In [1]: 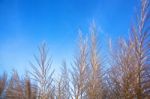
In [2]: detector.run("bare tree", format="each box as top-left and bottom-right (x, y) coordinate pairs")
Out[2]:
(86, 23), (103, 99)
(108, 39), (136, 99)
(23, 74), (37, 99)
(30, 43), (54, 99)
(5, 71), (37, 99)
(56, 61), (70, 99)
(71, 31), (88, 99)
(6, 70), (24, 99)
(108, 0), (150, 98)
(0, 72), (7, 98)
(130, 0), (150, 98)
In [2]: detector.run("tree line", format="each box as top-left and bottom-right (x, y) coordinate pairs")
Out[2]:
(0, 0), (150, 99)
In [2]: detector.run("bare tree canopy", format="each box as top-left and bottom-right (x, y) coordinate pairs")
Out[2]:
(0, 0), (149, 99)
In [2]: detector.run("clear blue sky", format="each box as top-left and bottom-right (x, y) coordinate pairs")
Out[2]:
(0, 0), (137, 75)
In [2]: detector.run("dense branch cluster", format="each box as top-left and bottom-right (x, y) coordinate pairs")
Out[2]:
(0, 0), (149, 99)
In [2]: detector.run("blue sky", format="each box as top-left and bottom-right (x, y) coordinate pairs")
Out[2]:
(0, 0), (137, 75)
